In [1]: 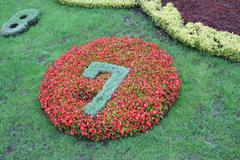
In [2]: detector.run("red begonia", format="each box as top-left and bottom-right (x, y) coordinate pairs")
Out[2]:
(39, 37), (181, 141)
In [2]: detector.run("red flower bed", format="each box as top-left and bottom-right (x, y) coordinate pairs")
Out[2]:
(39, 37), (181, 141)
(162, 0), (240, 35)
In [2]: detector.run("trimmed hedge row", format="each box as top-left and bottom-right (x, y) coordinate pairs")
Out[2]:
(58, 0), (138, 8)
(139, 0), (240, 61)
(57, 0), (240, 61)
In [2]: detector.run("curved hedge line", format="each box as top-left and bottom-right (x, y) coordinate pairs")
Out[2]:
(57, 0), (240, 61)
(139, 0), (240, 61)
(58, 0), (138, 8)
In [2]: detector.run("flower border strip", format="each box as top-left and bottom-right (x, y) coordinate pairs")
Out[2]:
(139, 0), (240, 61)
(82, 62), (130, 116)
(57, 0), (240, 61)
(58, 0), (138, 8)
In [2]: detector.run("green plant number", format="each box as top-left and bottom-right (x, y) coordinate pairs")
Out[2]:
(82, 62), (130, 116)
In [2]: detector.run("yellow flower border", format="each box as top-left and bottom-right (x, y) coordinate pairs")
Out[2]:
(58, 0), (240, 61)
(58, 0), (138, 8)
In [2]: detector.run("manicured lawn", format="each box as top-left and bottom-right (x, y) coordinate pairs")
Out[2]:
(0, 0), (239, 159)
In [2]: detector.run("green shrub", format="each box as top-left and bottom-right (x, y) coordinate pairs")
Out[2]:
(139, 0), (240, 61)
(1, 9), (40, 37)
(58, 0), (138, 8)
(58, 0), (240, 61)
(82, 62), (129, 116)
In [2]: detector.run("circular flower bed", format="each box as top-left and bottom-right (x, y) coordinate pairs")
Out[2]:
(39, 37), (181, 141)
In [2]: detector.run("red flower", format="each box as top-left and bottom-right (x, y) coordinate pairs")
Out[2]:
(39, 37), (181, 141)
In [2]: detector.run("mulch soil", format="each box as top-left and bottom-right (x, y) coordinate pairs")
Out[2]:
(162, 0), (240, 35)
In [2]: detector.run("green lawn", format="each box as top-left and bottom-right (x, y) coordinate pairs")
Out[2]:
(0, 0), (240, 159)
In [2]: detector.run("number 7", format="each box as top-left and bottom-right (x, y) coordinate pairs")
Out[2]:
(82, 62), (130, 116)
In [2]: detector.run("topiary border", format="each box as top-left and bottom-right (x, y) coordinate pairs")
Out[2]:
(57, 0), (240, 61)
(139, 0), (240, 61)
(58, 0), (138, 8)
(1, 9), (40, 37)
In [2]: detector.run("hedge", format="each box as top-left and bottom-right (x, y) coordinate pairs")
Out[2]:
(57, 0), (240, 61)
(139, 0), (240, 61)
(58, 0), (138, 8)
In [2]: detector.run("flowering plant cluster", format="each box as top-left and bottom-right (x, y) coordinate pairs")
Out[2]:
(39, 37), (181, 141)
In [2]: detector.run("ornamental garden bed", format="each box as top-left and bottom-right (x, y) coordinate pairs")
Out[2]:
(1, 0), (240, 159)
(162, 0), (240, 35)
(58, 0), (240, 61)
(39, 37), (181, 141)
(1, 9), (40, 37)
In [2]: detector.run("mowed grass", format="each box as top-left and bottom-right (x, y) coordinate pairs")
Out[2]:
(0, 0), (240, 159)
